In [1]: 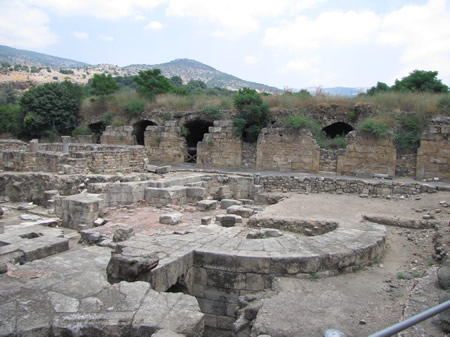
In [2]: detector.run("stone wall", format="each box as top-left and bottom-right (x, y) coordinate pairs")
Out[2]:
(144, 121), (187, 163)
(256, 127), (320, 172)
(241, 142), (256, 168)
(256, 175), (437, 196)
(319, 149), (345, 173)
(395, 149), (417, 177)
(101, 126), (136, 145)
(416, 118), (450, 181)
(337, 131), (397, 177)
(0, 139), (27, 151)
(197, 121), (242, 168)
(0, 146), (147, 174)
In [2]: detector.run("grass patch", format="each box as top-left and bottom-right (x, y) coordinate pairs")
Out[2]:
(358, 119), (388, 138)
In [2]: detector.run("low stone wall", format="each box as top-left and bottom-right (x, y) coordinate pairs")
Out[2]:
(197, 121), (242, 168)
(416, 118), (450, 181)
(0, 145), (147, 174)
(256, 127), (320, 172)
(101, 126), (136, 145)
(0, 139), (28, 151)
(337, 131), (397, 177)
(257, 175), (438, 196)
(144, 122), (187, 163)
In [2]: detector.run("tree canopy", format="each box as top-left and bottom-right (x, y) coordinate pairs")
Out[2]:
(392, 70), (448, 93)
(133, 69), (173, 100)
(232, 88), (270, 142)
(90, 73), (119, 96)
(20, 81), (83, 138)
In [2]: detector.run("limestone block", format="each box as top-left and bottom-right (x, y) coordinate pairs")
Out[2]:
(220, 199), (242, 209)
(55, 193), (104, 230)
(113, 226), (134, 242)
(197, 200), (218, 211)
(160, 213), (182, 225)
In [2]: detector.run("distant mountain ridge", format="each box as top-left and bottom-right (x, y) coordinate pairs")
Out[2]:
(0, 45), (280, 92)
(124, 59), (281, 92)
(0, 45), (88, 68)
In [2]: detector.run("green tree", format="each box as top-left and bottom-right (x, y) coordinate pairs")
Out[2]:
(133, 69), (173, 100)
(20, 81), (83, 138)
(185, 80), (207, 94)
(366, 82), (390, 95)
(170, 76), (183, 87)
(232, 88), (270, 142)
(0, 84), (19, 105)
(0, 104), (24, 136)
(392, 70), (448, 93)
(90, 73), (120, 96)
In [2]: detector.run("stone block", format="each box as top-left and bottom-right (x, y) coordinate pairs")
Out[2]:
(55, 193), (104, 230)
(156, 166), (171, 174)
(113, 226), (134, 242)
(221, 199), (242, 209)
(201, 217), (212, 225)
(160, 213), (182, 225)
(197, 200), (218, 211)
(217, 215), (242, 227)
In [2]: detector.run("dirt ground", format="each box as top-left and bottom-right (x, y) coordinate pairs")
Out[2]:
(252, 192), (450, 337)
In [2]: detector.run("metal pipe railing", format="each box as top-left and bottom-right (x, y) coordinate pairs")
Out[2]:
(368, 300), (450, 337)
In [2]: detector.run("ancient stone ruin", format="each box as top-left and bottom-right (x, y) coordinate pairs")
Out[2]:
(0, 110), (449, 337)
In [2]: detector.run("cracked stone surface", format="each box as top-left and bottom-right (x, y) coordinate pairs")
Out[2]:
(0, 246), (204, 337)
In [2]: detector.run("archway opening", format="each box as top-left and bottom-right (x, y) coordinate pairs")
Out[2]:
(133, 120), (157, 145)
(184, 119), (213, 163)
(322, 122), (353, 139)
(88, 122), (105, 144)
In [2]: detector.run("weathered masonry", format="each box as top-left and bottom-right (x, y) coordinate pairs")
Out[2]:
(1, 115), (449, 181)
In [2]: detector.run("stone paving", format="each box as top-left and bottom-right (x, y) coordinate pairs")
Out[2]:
(0, 245), (204, 337)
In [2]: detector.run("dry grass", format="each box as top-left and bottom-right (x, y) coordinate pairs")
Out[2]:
(145, 93), (233, 111)
(79, 90), (447, 125)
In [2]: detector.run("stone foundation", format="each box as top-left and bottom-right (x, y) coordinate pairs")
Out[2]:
(144, 122), (187, 163)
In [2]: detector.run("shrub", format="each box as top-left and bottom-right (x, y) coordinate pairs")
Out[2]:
(330, 134), (347, 149)
(438, 94), (450, 115)
(394, 114), (424, 150)
(180, 125), (190, 137)
(201, 106), (223, 121)
(284, 114), (321, 135)
(358, 119), (388, 138)
(0, 104), (24, 136)
(112, 117), (127, 127)
(232, 88), (270, 142)
(122, 99), (145, 117)
(103, 111), (113, 125)
(72, 126), (92, 137)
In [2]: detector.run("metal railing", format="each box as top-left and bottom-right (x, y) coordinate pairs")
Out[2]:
(368, 300), (450, 337)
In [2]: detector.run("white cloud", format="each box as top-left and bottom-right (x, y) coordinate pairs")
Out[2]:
(0, 1), (58, 49)
(244, 55), (258, 65)
(263, 10), (380, 51)
(24, 0), (167, 19)
(282, 56), (320, 74)
(166, 0), (327, 37)
(98, 34), (114, 41)
(377, 0), (450, 78)
(73, 31), (89, 39)
(134, 15), (147, 21)
(145, 21), (163, 30)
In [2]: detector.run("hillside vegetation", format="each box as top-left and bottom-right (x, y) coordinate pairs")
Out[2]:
(0, 68), (449, 152)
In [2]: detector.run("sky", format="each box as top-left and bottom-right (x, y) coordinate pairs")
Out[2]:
(0, 0), (449, 90)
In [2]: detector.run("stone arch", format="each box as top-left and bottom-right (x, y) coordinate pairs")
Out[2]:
(133, 120), (157, 145)
(183, 119), (213, 163)
(322, 122), (353, 138)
